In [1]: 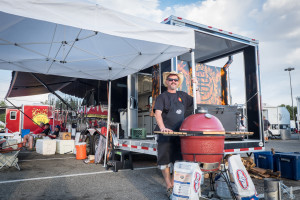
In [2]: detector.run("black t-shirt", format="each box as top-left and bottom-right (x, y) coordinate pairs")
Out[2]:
(42, 128), (51, 136)
(263, 119), (270, 131)
(154, 91), (193, 116)
(52, 131), (59, 137)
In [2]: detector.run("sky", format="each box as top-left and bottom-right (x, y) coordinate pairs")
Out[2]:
(0, 0), (300, 108)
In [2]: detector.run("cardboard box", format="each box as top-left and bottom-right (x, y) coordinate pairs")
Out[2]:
(59, 132), (71, 140)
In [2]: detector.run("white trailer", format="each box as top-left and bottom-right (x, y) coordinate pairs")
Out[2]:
(263, 106), (290, 137)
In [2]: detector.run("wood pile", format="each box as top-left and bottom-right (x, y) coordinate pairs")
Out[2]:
(248, 167), (281, 180)
(240, 157), (281, 180)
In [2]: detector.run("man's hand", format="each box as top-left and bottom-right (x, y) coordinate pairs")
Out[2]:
(192, 77), (198, 84)
(160, 128), (173, 132)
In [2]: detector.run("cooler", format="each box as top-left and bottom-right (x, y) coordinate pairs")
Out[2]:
(274, 152), (300, 180)
(254, 151), (274, 170)
(36, 139), (56, 155)
(56, 140), (75, 154)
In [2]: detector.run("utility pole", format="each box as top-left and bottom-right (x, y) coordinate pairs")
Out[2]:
(284, 67), (297, 138)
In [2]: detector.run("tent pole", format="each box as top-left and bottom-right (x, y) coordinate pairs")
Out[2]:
(103, 80), (111, 167)
(31, 73), (74, 111)
(191, 50), (197, 112)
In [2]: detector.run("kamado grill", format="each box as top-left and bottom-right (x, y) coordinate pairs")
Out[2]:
(156, 107), (226, 172)
(179, 107), (225, 171)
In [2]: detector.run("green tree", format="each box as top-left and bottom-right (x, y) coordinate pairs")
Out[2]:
(0, 100), (7, 126)
(278, 104), (297, 120)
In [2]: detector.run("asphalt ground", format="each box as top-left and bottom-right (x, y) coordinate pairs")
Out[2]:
(0, 135), (299, 200)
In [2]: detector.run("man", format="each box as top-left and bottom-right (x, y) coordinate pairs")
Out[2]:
(27, 123), (51, 150)
(23, 122), (45, 148)
(263, 116), (270, 142)
(154, 71), (201, 197)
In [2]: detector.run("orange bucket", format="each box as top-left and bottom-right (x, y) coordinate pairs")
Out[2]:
(75, 142), (87, 160)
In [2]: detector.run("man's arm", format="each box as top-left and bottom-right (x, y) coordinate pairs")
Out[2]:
(191, 77), (201, 104)
(154, 110), (173, 132)
(195, 90), (201, 104)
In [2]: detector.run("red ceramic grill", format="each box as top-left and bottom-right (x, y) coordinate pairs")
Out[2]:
(179, 108), (225, 171)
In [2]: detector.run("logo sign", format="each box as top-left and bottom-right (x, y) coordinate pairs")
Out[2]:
(32, 108), (49, 124)
(176, 109), (182, 115)
(236, 169), (249, 190)
(193, 172), (201, 193)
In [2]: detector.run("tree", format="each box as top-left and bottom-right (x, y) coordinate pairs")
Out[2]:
(0, 100), (7, 125)
(278, 104), (297, 120)
(0, 100), (7, 107)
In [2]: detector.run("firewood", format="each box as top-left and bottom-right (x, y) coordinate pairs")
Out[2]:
(250, 167), (267, 174)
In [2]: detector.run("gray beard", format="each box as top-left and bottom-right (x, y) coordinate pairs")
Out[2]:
(169, 85), (177, 90)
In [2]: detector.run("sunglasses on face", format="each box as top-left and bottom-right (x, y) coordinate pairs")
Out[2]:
(167, 78), (179, 82)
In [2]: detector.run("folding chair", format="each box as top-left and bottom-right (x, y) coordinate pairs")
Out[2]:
(0, 140), (21, 170)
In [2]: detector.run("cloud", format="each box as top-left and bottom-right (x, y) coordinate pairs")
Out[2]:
(2, 0), (300, 107)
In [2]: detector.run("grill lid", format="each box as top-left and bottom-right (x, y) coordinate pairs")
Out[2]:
(180, 113), (225, 133)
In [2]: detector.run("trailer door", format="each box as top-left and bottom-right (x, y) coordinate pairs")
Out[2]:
(5, 109), (21, 133)
(127, 74), (138, 138)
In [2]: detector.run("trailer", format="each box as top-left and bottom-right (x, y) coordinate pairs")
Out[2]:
(110, 16), (265, 156)
(5, 105), (63, 133)
(262, 106), (290, 138)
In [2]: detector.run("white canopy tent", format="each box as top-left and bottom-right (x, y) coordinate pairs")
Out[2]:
(0, 0), (195, 166)
(0, 0), (194, 80)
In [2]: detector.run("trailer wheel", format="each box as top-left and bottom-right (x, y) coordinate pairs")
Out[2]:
(85, 134), (94, 155)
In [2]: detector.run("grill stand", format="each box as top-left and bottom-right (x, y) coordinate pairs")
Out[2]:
(181, 153), (238, 200)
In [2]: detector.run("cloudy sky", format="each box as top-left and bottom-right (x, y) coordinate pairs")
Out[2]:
(0, 0), (299, 107)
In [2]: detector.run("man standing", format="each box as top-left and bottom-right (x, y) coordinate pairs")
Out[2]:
(263, 116), (270, 142)
(154, 71), (201, 197)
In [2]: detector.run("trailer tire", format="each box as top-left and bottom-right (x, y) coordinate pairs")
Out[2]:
(85, 133), (94, 155)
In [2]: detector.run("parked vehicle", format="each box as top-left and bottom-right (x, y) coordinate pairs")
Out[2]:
(5, 105), (63, 133)
(263, 106), (290, 137)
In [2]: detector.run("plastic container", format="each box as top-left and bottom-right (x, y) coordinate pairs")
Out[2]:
(274, 152), (300, 180)
(254, 151), (274, 170)
(36, 139), (56, 155)
(75, 142), (87, 160)
(56, 140), (75, 154)
(131, 128), (146, 139)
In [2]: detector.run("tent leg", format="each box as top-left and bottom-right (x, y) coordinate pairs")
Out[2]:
(104, 81), (111, 167)
(191, 50), (197, 113)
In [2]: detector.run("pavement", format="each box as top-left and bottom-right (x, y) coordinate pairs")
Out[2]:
(0, 135), (299, 200)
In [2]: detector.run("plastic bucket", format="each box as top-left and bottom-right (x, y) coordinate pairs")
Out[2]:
(75, 142), (87, 160)
(180, 136), (225, 171)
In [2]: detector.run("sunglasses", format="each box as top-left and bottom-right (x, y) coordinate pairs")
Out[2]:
(167, 78), (179, 82)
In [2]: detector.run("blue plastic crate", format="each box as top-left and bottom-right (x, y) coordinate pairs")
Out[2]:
(274, 152), (300, 180)
(254, 151), (274, 170)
